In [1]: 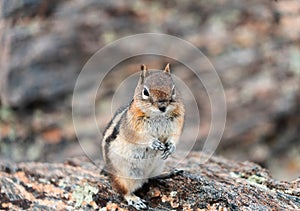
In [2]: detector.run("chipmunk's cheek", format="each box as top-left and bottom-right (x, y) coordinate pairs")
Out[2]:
(149, 107), (159, 114)
(166, 105), (174, 112)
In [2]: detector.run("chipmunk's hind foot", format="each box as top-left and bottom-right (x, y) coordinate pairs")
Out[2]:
(125, 194), (147, 210)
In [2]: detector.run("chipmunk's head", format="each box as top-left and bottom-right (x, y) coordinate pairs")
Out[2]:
(134, 64), (179, 114)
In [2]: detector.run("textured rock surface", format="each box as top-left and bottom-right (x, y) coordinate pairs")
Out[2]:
(0, 0), (300, 181)
(0, 152), (299, 210)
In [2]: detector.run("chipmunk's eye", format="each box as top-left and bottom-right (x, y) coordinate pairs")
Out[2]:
(142, 87), (150, 100)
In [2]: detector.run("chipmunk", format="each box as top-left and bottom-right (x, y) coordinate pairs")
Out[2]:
(102, 64), (185, 210)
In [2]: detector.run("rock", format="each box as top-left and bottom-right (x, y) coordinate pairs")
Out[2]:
(0, 0), (83, 107)
(1, 0), (53, 19)
(0, 0), (300, 181)
(0, 152), (299, 210)
(0, 0), (141, 107)
(0, 30), (82, 106)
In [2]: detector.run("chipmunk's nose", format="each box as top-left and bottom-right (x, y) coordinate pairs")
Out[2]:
(158, 106), (166, 112)
(157, 101), (168, 112)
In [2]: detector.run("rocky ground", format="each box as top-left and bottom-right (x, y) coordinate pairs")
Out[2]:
(0, 152), (299, 210)
(0, 0), (300, 182)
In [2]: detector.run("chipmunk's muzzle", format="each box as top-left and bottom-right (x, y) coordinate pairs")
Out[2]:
(157, 101), (169, 112)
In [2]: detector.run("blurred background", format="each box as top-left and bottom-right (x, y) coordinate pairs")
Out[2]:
(0, 0), (300, 181)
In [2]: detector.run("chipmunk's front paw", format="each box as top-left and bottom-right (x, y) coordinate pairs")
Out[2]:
(150, 139), (165, 151)
(161, 141), (176, 160)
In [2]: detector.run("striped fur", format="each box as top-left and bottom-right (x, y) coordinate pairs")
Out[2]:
(101, 65), (185, 210)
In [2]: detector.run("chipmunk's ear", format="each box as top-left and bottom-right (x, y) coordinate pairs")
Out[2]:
(140, 64), (148, 84)
(163, 63), (171, 74)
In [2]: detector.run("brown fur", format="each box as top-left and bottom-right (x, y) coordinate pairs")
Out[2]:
(150, 89), (168, 101)
(102, 64), (185, 209)
(111, 174), (128, 195)
(170, 103), (183, 119)
(129, 102), (147, 120)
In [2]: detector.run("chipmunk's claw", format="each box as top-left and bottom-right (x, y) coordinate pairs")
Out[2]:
(126, 195), (147, 210)
(161, 141), (176, 160)
(150, 139), (165, 151)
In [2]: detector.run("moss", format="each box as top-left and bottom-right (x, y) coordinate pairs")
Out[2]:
(247, 174), (267, 185)
(231, 171), (268, 190)
(72, 183), (98, 208)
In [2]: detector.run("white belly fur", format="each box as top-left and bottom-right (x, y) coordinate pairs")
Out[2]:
(144, 115), (175, 141)
(108, 139), (165, 179)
